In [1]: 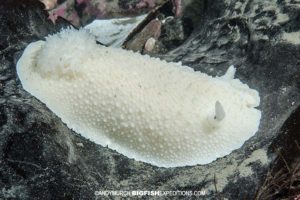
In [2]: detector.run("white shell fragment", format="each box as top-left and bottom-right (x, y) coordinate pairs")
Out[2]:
(17, 29), (261, 168)
(84, 15), (147, 47)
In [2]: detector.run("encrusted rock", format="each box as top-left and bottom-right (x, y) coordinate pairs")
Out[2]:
(1, 0), (300, 199)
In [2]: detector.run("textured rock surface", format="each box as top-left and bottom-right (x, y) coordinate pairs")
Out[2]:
(47, 0), (169, 26)
(0, 0), (300, 199)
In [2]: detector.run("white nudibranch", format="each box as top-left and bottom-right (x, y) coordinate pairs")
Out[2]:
(16, 28), (261, 168)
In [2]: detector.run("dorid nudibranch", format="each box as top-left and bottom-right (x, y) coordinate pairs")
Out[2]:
(17, 28), (261, 167)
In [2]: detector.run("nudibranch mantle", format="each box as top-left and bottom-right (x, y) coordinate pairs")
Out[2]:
(17, 29), (261, 167)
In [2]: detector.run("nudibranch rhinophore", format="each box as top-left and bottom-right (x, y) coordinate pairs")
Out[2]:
(17, 28), (261, 167)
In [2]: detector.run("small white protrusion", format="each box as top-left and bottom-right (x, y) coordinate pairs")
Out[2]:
(215, 101), (226, 121)
(144, 37), (156, 52)
(222, 65), (236, 80)
(206, 101), (226, 129)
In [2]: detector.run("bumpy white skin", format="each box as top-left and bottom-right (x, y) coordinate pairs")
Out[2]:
(17, 29), (261, 168)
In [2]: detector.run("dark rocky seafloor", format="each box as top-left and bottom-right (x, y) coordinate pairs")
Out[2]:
(0, 0), (300, 199)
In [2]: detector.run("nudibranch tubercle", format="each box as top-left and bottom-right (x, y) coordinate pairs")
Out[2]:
(17, 28), (261, 167)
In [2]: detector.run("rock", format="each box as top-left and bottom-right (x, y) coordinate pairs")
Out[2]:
(0, 0), (300, 200)
(256, 106), (300, 199)
(122, 2), (189, 53)
(47, 0), (169, 26)
(124, 19), (162, 52)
